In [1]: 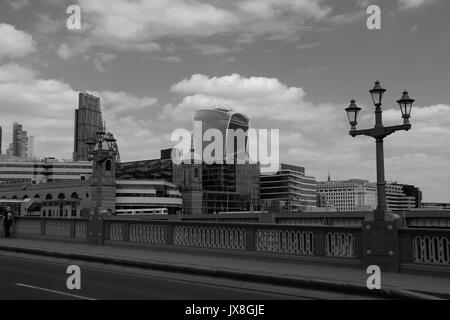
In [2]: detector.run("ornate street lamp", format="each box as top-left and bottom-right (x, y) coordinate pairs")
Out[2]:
(346, 81), (414, 221)
(369, 80), (386, 106)
(397, 90), (415, 125)
(345, 100), (362, 131)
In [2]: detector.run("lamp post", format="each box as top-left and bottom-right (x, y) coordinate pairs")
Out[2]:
(346, 81), (414, 221)
(86, 129), (117, 245)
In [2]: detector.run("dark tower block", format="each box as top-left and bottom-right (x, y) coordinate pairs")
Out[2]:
(73, 93), (104, 161)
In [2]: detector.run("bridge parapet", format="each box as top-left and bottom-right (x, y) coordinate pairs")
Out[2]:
(3, 217), (449, 275)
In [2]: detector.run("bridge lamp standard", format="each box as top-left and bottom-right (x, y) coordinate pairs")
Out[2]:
(345, 81), (414, 222)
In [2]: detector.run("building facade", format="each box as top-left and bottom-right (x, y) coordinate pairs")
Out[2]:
(317, 179), (418, 212)
(7, 122), (29, 158)
(0, 178), (183, 217)
(0, 158), (92, 184)
(115, 180), (182, 214)
(421, 202), (450, 210)
(73, 92), (104, 161)
(260, 164), (317, 212)
(317, 179), (377, 212)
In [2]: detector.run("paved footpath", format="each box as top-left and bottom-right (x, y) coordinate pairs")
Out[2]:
(0, 237), (448, 299)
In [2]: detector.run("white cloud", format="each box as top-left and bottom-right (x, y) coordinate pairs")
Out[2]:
(92, 52), (117, 72)
(165, 73), (450, 201)
(6, 0), (30, 10)
(398, 0), (437, 10)
(0, 63), (161, 160)
(54, 0), (332, 58)
(0, 24), (36, 61)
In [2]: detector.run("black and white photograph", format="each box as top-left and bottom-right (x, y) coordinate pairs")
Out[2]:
(0, 0), (449, 305)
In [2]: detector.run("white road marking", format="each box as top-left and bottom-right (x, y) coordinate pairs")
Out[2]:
(15, 283), (96, 300)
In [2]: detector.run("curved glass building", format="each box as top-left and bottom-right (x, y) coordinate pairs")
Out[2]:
(193, 108), (250, 163)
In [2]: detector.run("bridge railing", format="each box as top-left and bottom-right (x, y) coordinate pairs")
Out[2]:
(5, 217), (450, 272)
(98, 210), (450, 228)
(103, 219), (362, 260)
(6, 217), (88, 240)
(400, 228), (450, 266)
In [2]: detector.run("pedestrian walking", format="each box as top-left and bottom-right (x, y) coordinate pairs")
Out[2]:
(3, 206), (14, 238)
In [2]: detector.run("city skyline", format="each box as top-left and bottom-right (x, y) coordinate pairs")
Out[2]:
(0, 0), (449, 202)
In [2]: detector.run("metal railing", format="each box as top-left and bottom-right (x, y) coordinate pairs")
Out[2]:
(97, 210), (450, 228)
(9, 217), (88, 240)
(4, 217), (450, 271)
(400, 229), (450, 266)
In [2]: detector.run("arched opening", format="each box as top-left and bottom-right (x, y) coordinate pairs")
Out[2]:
(71, 192), (79, 199)
(58, 193), (66, 200)
(23, 195), (29, 199)
(34, 194), (40, 199)
(46, 194), (53, 200)
(105, 160), (112, 172)
(12, 195), (18, 199)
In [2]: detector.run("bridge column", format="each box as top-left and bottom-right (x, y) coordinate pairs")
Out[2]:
(88, 209), (104, 245)
(362, 219), (400, 272)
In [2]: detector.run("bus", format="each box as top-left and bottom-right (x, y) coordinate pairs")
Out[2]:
(115, 208), (169, 216)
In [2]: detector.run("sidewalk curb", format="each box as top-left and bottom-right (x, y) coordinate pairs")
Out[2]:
(0, 244), (441, 300)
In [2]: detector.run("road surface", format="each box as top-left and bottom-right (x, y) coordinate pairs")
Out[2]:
(0, 253), (313, 300)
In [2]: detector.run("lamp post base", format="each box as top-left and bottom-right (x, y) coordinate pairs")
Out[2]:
(362, 219), (400, 272)
(87, 208), (104, 246)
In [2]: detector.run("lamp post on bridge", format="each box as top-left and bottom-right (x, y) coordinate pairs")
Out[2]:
(86, 129), (118, 245)
(346, 81), (415, 271)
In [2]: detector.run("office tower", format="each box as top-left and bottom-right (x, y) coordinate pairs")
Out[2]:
(0, 126), (2, 155)
(73, 92), (103, 161)
(12, 122), (28, 158)
(193, 108), (260, 214)
(28, 136), (34, 159)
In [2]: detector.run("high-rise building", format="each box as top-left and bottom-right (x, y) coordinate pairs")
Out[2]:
(193, 108), (260, 214)
(28, 136), (34, 159)
(73, 92), (103, 161)
(11, 122), (28, 158)
(260, 164), (317, 211)
(0, 126), (2, 155)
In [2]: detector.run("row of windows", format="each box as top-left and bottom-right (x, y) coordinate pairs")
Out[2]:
(0, 171), (91, 176)
(0, 164), (91, 169)
(116, 184), (177, 191)
(116, 193), (181, 198)
(42, 209), (78, 217)
(2, 192), (89, 200)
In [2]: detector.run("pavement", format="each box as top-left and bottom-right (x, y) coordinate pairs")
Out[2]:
(0, 237), (448, 300)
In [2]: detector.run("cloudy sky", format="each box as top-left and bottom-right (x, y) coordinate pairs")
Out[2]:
(0, 0), (449, 202)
